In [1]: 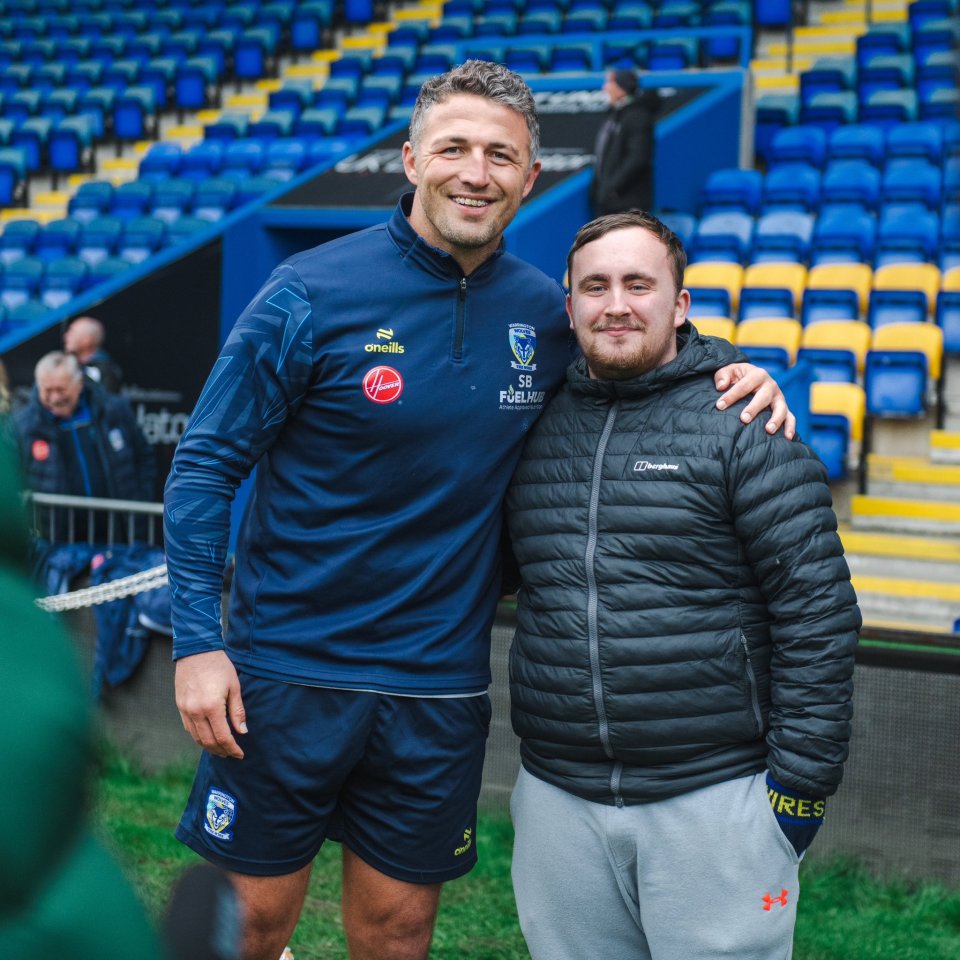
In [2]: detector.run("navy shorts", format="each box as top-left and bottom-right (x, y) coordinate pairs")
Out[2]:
(175, 673), (491, 884)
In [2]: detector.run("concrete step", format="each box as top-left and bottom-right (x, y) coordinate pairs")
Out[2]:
(931, 431), (960, 465)
(866, 454), (960, 501)
(841, 528), (960, 582)
(852, 574), (960, 632)
(850, 494), (960, 535)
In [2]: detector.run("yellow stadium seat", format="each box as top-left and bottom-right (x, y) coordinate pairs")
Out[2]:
(807, 262), (873, 314)
(873, 263), (941, 316)
(871, 321), (943, 380)
(735, 318), (803, 363)
(691, 316), (737, 342)
(940, 266), (960, 292)
(800, 319), (872, 374)
(742, 262), (808, 311)
(684, 261), (745, 313)
(810, 381), (866, 441)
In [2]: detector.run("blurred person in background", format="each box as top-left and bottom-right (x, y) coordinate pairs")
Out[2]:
(13, 351), (153, 542)
(590, 68), (659, 217)
(64, 315), (125, 394)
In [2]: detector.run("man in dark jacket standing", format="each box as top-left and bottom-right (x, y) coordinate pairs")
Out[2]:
(14, 351), (154, 539)
(506, 211), (860, 960)
(590, 69), (658, 216)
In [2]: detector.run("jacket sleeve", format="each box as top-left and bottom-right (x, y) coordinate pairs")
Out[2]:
(164, 264), (315, 659)
(728, 417), (861, 797)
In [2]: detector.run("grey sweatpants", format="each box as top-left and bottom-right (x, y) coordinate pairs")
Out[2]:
(511, 768), (800, 960)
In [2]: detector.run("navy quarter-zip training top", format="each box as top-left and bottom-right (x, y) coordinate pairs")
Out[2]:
(164, 194), (570, 694)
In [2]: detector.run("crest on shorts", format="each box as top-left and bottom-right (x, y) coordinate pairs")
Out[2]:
(203, 787), (237, 842)
(509, 323), (537, 371)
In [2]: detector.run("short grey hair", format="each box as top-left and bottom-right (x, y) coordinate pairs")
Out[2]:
(409, 60), (540, 165)
(35, 350), (82, 383)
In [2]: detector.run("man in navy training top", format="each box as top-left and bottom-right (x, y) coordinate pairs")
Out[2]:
(164, 60), (793, 960)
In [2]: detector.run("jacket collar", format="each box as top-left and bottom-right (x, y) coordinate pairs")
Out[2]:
(567, 321), (741, 400)
(385, 192), (506, 282)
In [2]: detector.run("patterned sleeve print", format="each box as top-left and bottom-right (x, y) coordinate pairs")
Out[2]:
(164, 265), (314, 658)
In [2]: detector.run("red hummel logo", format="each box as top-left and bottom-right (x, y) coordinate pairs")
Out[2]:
(762, 889), (789, 911)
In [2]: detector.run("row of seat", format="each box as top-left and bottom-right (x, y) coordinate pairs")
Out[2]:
(755, 14), (958, 159)
(684, 260), (959, 327)
(766, 120), (958, 171)
(691, 316), (945, 475)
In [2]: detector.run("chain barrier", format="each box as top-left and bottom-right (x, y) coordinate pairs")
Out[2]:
(35, 564), (169, 612)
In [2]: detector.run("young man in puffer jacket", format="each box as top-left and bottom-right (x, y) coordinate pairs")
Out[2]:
(507, 210), (860, 960)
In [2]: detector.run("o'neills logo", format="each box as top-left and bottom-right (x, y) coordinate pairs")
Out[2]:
(362, 365), (403, 404)
(634, 460), (679, 472)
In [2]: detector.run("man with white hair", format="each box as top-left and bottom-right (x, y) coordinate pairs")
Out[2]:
(13, 351), (153, 539)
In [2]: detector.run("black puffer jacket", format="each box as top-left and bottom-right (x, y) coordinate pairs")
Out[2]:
(507, 324), (860, 805)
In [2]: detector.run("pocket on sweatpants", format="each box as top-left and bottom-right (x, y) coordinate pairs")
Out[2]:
(753, 772), (801, 865)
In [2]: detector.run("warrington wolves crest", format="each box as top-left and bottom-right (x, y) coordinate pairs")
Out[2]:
(509, 323), (537, 371)
(204, 788), (237, 842)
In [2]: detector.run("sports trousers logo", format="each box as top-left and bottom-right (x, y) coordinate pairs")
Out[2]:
(762, 889), (789, 911)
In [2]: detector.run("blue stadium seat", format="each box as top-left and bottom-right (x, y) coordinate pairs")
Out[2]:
(799, 90), (857, 132)
(916, 49), (958, 102)
(164, 216), (212, 248)
(881, 158), (943, 211)
(738, 286), (796, 321)
(39, 256), (88, 309)
(222, 138), (267, 176)
(647, 37), (698, 70)
(855, 24), (908, 66)
(858, 88), (918, 127)
(248, 110), (296, 139)
(809, 412), (852, 480)
(48, 114), (93, 187)
(151, 179), (196, 223)
(703, 1), (749, 62)
(77, 216), (123, 266)
(5, 299), (49, 327)
(885, 120), (945, 164)
(235, 26), (279, 82)
(751, 210), (815, 264)
(0, 146), (27, 206)
(192, 178), (238, 221)
(868, 288), (930, 328)
(290, 1), (334, 58)
(820, 159), (882, 212)
(826, 123), (886, 167)
(754, 93), (798, 165)
(857, 53), (914, 102)
(174, 56), (221, 118)
(0, 255), (43, 309)
(181, 140), (225, 180)
(874, 207), (940, 266)
(657, 211), (697, 250)
(802, 287), (861, 325)
(812, 208), (876, 265)
(34, 217), (80, 261)
(118, 216), (166, 263)
(68, 180), (114, 223)
(263, 139), (308, 180)
(919, 86), (959, 121)
(11, 116), (50, 172)
(269, 80), (314, 118)
(762, 163), (822, 212)
(936, 290), (960, 354)
(139, 142), (183, 181)
(686, 286), (733, 318)
(699, 167), (763, 215)
(865, 348), (933, 417)
(0, 218), (40, 265)
(690, 210), (754, 263)
(766, 125), (827, 169)
(114, 85), (158, 144)
(799, 56), (855, 107)
(86, 255), (133, 289)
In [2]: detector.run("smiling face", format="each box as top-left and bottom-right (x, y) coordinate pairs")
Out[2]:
(401, 93), (541, 274)
(567, 226), (690, 380)
(37, 365), (84, 418)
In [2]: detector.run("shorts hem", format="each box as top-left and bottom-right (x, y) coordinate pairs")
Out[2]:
(344, 839), (479, 885)
(175, 824), (319, 877)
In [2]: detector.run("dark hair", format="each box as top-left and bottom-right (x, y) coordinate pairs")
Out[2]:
(409, 60), (540, 165)
(566, 210), (687, 294)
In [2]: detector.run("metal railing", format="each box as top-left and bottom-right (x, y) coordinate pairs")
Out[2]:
(26, 492), (164, 547)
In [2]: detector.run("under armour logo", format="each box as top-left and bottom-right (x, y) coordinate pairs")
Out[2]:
(762, 889), (789, 911)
